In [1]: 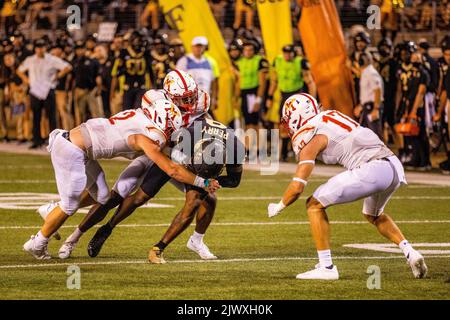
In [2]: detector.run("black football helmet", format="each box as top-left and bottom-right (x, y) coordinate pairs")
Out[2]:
(188, 138), (226, 179)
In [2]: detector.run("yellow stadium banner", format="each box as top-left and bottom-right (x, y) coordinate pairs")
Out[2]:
(257, 0), (293, 123)
(298, 0), (355, 116)
(159, 0), (235, 125)
(256, 0), (293, 63)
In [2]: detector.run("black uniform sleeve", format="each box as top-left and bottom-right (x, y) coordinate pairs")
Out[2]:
(445, 69), (450, 97)
(301, 58), (310, 71)
(258, 58), (269, 72)
(419, 68), (430, 88)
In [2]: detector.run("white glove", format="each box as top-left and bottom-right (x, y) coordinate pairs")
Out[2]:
(268, 201), (286, 218)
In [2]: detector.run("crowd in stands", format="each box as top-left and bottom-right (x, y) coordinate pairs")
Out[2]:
(0, 0), (449, 174)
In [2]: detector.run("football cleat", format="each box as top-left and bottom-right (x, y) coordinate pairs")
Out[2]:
(407, 250), (428, 279)
(58, 240), (78, 259)
(37, 202), (61, 240)
(23, 235), (51, 260)
(148, 246), (167, 264)
(187, 237), (217, 260)
(87, 224), (112, 258)
(296, 264), (339, 280)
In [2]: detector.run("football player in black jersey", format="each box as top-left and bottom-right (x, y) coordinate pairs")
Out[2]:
(434, 36), (450, 174)
(111, 31), (154, 110)
(86, 118), (245, 263)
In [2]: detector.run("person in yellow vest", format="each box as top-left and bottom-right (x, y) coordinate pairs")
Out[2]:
(236, 40), (269, 155)
(266, 44), (317, 161)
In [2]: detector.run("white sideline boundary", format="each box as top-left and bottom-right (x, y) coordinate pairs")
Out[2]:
(1, 220), (450, 230)
(1, 255), (449, 270)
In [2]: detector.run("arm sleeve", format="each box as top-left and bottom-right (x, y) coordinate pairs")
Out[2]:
(52, 56), (70, 70)
(17, 58), (30, 73)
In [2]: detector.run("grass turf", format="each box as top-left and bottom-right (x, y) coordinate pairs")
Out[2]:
(0, 152), (449, 300)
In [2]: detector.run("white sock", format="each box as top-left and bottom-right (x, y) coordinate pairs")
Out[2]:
(35, 231), (49, 248)
(318, 249), (333, 268)
(191, 231), (204, 243)
(399, 239), (414, 259)
(67, 228), (84, 243)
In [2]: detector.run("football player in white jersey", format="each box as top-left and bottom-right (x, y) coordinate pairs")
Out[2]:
(267, 93), (427, 280)
(24, 99), (220, 260)
(37, 69), (216, 259)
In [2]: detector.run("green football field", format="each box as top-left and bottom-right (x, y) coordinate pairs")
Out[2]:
(0, 152), (449, 300)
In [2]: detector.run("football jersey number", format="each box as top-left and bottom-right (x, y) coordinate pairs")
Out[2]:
(322, 111), (358, 132)
(205, 118), (227, 129)
(109, 110), (136, 124)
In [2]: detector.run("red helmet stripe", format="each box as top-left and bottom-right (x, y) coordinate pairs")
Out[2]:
(298, 93), (318, 114)
(174, 69), (188, 91)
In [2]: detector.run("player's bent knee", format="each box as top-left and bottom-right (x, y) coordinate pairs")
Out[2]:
(203, 193), (217, 210)
(306, 196), (324, 211)
(364, 212), (383, 225)
(133, 189), (151, 207)
(59, 201), (78, 216)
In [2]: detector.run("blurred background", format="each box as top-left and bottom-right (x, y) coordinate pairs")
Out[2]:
(0, 0), (449, 174)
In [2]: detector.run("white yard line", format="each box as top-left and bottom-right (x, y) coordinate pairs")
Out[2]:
(1, 255), (449, 270)
(2, 144), (449, 186)
(1, 220), (449, 230)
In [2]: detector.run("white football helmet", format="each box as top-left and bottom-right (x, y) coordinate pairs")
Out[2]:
(281, 93), (320, 136)
(142, 99), (182, 138)
(163, 69), (198, 113)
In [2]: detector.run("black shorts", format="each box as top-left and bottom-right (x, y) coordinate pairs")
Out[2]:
(240, 88), (260, 126)
(140, 164), (171, 198)
(140, 164), (208, 199)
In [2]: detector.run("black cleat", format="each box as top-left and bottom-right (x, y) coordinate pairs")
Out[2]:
(87, 224), (112, 257)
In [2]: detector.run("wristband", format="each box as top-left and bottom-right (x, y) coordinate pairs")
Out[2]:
(293, 177), (308, 185)
(267, 95), (273, 100)
(299, 160), (315, 166)
(193, 176), (206, 188)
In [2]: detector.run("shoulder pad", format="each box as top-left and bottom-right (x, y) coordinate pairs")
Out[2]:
(145, 126), (167, 149)
(291, 125), (318, 155)
(197, 89), (210, 114)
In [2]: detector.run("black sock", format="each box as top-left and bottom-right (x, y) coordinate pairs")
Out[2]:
(155, 241), (167, 251)
(104, 223), (113, 232)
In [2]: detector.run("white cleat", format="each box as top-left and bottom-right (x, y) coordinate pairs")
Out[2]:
(37, 202), (61, 240)
(407, 250), (428, 279)
(296, 264), (339, 280)
(187, 237), (218, 260)
(23, 235), (51, 260)
(58, 240), (78, 259)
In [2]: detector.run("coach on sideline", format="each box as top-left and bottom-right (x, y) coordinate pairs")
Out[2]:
(17, 39), (72, 149)
(353, 51), (384, 139)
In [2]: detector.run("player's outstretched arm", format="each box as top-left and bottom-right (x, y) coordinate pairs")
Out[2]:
(268, 135), (327, 218)
(131, 134), (221, 193)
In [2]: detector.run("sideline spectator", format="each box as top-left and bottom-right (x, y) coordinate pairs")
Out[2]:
(50, 44), (73, 131)
(354, 51), (384, 139)
(72, 40), (103, 126)
(267, 44), (316, 161)
(17, 39), (72, 149)
(176, 36), (218, 107)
